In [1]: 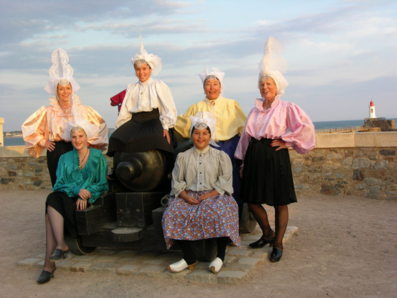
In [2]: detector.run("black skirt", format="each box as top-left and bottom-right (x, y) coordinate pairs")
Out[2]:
(240, 138), (297, 206)
(107, 109), (174, 156)
(46, 191), (79, 238)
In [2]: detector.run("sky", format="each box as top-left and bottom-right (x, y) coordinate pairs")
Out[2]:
(1, 0), (396, 131)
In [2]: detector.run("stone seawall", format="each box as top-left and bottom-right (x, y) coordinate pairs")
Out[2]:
(1, 132), (396, 200)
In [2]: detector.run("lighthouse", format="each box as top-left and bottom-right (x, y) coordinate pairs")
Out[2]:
(369, 100), (376, 119)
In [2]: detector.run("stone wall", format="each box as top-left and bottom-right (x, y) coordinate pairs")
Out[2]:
(1, 132), (396, 200)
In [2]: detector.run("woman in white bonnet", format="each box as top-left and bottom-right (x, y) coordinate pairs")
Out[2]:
(107, 42), (177, 156)
(162, 112), (240, 274)
(21, 48), (108, 186)
(235, 37), (315, 262)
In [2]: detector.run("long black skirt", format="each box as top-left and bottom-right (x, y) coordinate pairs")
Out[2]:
(107, 109), (174, 156)
(46, 191), (79, 238)
(241, 138), (297, 206)
(46, 141), (73, 186)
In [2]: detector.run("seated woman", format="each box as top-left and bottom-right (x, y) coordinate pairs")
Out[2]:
(37, 126), (109, 284)
(162, 112), (240, 274)
(107, 42), (177, 156)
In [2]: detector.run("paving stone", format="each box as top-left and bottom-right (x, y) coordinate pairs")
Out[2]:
(217, 270), (248, 284)
(237, 257), (262, 266)
(71, 262), (92, 272)
(17, 258), (42, 267)
(55, 259), (77, 270)
(185, 269), (217, 283)
(71, 255), (99, 262)
(89, 262), (116, 272)
(137, 264), (166, 277)
(116, 264), (142, 275)
(226, 247), (252, 256)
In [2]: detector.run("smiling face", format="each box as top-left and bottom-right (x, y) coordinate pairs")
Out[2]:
(57, 82), (72, 102)
(259, 76), (278, 101)
(71, 127), (88, 152)
(204, 77), (221, 100)
(191, 127), (211, 150)
(134, 61), (152, 82)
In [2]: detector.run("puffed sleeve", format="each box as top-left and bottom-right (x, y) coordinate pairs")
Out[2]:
(282, 103), (316, 154)
(83, 106), (109, 149)
(86, 152), (109, 203)
(115, 87), (133, 128)
(213, 151), (233, 195)
(53, 154), (80, 198)
(232, 100), (247, 136)
(174, 104), (199, 138)
(234, 108), (254, 161)
(21, 106), (48, 158)
(170, 153), (187, 197)
(155, 81), (177, 130)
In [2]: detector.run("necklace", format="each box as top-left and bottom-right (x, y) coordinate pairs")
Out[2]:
(78, 149), (89, 169)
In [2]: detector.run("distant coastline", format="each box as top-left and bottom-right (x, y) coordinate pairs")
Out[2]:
(3, 119), (397, 146)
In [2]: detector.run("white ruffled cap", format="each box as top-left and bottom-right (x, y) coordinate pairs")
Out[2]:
(199, 68), (225, 87)
(258, 37), (288, 95)
(132, 42), (162, 75)
(44, 48), (80, 95)
(190, 111), (219, 147)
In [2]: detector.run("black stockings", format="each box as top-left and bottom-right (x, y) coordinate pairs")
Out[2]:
(248, 203), (274, 239)
(177, 237), (229, 265)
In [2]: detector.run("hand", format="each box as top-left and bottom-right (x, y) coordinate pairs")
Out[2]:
(271, 139), (287, 151)
(44, 140), (56, 152)
(78, 189), (92, 200)
(163, 129), (171, 144)
(76, 197), (88, 211)
(198, 190), (219, 201)
(179, 191), (200, 205)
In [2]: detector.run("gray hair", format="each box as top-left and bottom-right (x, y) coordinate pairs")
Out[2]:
(203, 75), (221, 87)
(70, 126), (87, 138)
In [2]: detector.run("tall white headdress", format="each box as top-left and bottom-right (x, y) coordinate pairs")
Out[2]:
(199, 68), (225, 87)
(132, 41), (162, 75)
(259, 37), (288, 96)
(190, 111), (218, 146)
(44, 48), (80, 95)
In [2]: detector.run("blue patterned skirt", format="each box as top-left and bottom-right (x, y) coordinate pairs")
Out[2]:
(162, 190), (240, 249)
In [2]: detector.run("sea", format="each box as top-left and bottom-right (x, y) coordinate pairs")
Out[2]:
(4, 119), (396, 146)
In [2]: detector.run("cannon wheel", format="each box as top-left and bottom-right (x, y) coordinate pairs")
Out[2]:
(65, 235), (96, 255)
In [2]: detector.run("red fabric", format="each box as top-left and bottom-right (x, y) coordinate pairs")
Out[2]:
(110, 89), (127, 112)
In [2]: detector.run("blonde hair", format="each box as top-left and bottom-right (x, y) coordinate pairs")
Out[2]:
(70, 126), (87, 138)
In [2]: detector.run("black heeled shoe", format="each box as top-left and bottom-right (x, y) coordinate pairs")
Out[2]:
(249, 236), (274, 248)
(37, 267), (56, 284)
(269, 246), (283, 262)
(49, 249), (69, 261)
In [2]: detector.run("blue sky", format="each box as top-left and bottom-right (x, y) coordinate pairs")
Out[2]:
(1, 0), (396, 130)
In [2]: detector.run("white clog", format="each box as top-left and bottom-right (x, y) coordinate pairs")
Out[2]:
(168, 259), (197, 273)
(208, 257), (223, 273)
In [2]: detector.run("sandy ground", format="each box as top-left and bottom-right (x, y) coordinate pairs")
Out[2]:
(0, 190), (396, 298)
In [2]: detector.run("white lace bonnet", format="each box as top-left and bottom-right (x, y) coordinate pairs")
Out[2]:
(190, 111), (218, 146)
(131, 42), (162, 75)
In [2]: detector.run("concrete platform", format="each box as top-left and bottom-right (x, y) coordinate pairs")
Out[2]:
(17, 226), (298, 284)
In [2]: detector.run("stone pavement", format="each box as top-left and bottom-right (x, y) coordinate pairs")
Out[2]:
(17, 226), (297, 284)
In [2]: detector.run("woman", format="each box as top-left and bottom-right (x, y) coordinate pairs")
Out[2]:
(235, 37), (315, 262)
(21, 48), (108, 186)
(107, 42), (177, 156)
(37, 126), (109, 284)
(162, 112), (240, 274)
(175, 69), (246, 212)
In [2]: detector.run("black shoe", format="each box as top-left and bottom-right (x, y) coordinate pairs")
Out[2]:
(37, 269), (55, 284)
(249, 236), (274, 248)
(49, 249), (68, 261)
(269, 247), (283, 262)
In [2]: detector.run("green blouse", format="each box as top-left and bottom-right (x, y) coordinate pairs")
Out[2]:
(53, 148), (109, 203)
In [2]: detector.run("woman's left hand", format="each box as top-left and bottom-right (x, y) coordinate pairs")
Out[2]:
(76, 198), (88, 210)
(271, 139), (288, 151)
(199, 190), (219, 201)
(163, 129), (171, 144)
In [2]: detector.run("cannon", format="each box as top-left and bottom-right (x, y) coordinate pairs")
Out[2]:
(66, 133), (255, 259)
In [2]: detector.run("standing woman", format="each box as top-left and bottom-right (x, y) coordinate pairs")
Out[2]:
(37, 126), (109, 284)
(107, 42), (177, 156)
(175, 69), (246, 212)
(235, 37), (315, 262)
(22, 48), (108, 186)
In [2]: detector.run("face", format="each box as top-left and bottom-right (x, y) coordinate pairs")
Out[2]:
(192, 127), (211, 150)
(259, 77), (278, 101)
(204, 78), (221, 100)
(57, 83), (72, 101)
(71, 129), (88, 151)
(134, 62), (152, 82)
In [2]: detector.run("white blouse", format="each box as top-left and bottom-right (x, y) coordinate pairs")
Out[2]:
(115, 78), (177, 130)
(171, 146), (233, 197)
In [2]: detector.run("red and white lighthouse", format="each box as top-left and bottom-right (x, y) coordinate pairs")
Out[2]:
(369, 100), (376, 119)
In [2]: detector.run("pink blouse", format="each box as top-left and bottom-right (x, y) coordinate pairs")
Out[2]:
(235, 97), (315, 160)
